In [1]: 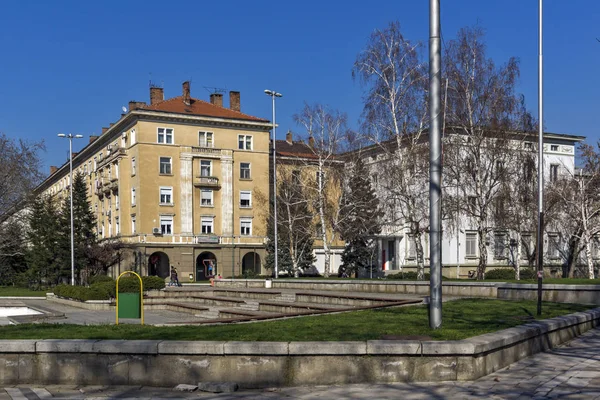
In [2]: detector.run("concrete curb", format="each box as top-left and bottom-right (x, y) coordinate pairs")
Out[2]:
(0, 307), (597, 387)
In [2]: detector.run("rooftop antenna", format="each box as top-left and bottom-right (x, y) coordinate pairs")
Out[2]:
(203, 86), (227, 95)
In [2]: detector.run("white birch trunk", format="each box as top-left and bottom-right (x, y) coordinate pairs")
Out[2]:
(514, 231), (521, 280)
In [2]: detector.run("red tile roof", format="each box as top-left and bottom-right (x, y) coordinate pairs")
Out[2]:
(139, 96), (269, 123)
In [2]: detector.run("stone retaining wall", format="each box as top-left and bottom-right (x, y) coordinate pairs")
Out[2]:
(1, 309), (598, 387)
(216, 280), (600, 305)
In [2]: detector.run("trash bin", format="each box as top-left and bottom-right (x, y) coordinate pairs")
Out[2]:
(265, 279), (272, 289)
(118, 292), (141, 318)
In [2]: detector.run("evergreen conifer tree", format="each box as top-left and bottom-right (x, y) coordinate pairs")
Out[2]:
(57, 172), (96, 283)
(26, 195), (61, 286)
(339, 158), (382, 276)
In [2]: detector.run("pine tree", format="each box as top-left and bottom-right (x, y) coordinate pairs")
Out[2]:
(57, 172), (97, 283)
(339, 158), (383, 276)
(26, 195), (61, 287)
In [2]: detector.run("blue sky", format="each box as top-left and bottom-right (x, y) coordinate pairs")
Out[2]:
(1, 1), (598, 172)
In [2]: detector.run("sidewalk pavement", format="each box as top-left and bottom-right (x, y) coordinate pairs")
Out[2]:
(2, 327), (600, 399)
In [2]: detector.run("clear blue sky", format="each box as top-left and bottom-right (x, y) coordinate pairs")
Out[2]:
(1, 0), (598, 173)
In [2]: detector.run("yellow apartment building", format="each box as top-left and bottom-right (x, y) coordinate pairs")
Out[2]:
(36, 82), (273, 281)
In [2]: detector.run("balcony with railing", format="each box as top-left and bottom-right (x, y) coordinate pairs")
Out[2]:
(193, 176), (220, 188)
(191, 146), (222, 158)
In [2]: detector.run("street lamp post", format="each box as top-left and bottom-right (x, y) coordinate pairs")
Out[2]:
(58, 133), (84, 286)
(264, 89), (282, 279)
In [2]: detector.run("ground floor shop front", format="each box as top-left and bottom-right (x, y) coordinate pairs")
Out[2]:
(109, 244), (267, 282)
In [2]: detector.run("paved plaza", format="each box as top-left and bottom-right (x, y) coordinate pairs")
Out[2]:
(0, 327), (598, 399)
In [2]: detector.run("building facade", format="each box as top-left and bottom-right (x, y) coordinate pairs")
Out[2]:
(37, 82), (273, 281)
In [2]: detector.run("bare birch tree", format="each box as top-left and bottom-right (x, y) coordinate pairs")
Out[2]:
(293, 104), (348, 277)
(549, 143), (600, 279)
(443, 26), (531, 280)
(352, 21), (430, 279)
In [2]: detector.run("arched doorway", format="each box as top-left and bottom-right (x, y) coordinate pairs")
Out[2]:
(242, 252), (261, 275)
(196, 252), (217, 281)
(148, 252), (170, 278)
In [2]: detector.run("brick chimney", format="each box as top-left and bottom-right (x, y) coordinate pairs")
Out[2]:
(50, 166), (58, 175)
(286, 130), (293, 144)
(229, 91), (240, 112)
(128, 101), (146, 111)
(210, 93), (223, 107)
(308, 136), (315, 148)
(150, 86), (164, 105)
(182, 81), (191, 105)
(89, 135), (99, 144)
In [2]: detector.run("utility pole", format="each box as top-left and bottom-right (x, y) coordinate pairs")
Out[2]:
(537, 0), (544, 316)
(429, 0), (443, 328)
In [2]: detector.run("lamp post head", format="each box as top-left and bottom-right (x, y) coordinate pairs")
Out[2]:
(57, 134), (66, 138)
(264, 89), (283, 98)
(75, 135), (84, 138)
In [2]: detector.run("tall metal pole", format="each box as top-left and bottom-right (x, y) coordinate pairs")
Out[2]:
(69, 136), (75, 286)
(536, 0), (544, 316)
(265, 90), (282, 279)
(58, 133), (83, 285)
(272, 96), (278, 280)
(429, 0), (442, 329)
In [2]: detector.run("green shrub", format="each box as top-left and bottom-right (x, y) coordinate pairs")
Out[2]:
(88, 275), (114, 285)
(519, 268), (536, 280)
(485, 268), (516, 280)
(90, 281), (116, 299)
(142, 276), (166, 291)
(386, 272), (431, 280)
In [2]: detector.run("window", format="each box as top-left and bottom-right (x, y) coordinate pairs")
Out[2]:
(201, 217), (214, 234)
(115, 217), (120, 235)
(240, 218), (252, 236)
(115, 193), (119, 210)
(238, 135), (252, 150)
(315, 223), (323, 236)
(88, 161), (92, 175)
(131, 157), (136, 176)
(494, 233), (508, 259)
(551, 144), (559, 152)
(83, 164), (88, 175)
(160, 187), (173, 205)
(160, 157), (172, 175)
(467, 196), (477, 213)
(130, 129), (136, 145)
(292, 170), (301, 184)
(240, 191), (252, 208)
(521, 234), (532, 260)
(200, 189), (213, 206)
(407, 236), (416, 259)
(316, 171), (325, 187)
(114, 162), (119, 178)
(240, 162), (251, 179)
(593, 236), (600, 259)
(524, 142), (533, 150)
(466, 232), (478, 257)
(160, 215), (173, 235)
(131, 216), (136, 234)
(158, 127), (173, 144)
(200, 160), (211, 177)
(548, 233), (560, 259)
(93, 157), (97, 171)
(131, 188), (136, 206)
(199, 131), (214, 148)
(550, 164), (559, 182)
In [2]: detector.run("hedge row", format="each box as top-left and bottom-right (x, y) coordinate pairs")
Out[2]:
(484, 268), (536, 280)
(53, 275), (165, 301)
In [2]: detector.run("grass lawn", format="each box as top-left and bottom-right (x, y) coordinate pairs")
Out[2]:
(0, 299), (591, 341)
(0, 287), (47, 297)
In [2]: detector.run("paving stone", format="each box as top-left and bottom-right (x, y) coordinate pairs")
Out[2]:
(173, 384), (197, 392)
(197, 381), (239, 393)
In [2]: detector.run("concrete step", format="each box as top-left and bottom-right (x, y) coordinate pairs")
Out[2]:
(238, 301), (259, 311)
(273, 293), (296, 303)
